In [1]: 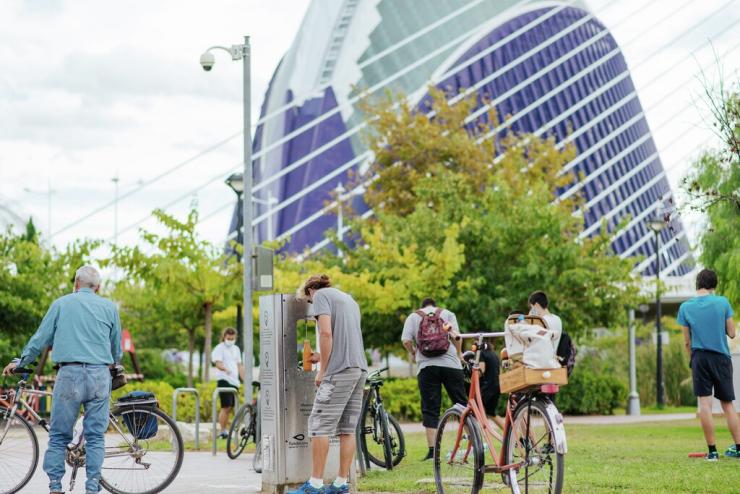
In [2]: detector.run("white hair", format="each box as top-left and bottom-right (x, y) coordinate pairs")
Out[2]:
(75, 265), (101, 289)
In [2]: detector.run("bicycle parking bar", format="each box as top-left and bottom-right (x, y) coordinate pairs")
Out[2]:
(172, 387), (200, 450)
(212, 387), (240, 455)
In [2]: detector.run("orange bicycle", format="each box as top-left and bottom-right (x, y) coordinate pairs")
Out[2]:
(433, 332), (567, 494)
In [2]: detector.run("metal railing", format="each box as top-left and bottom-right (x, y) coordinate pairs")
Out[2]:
(211, 387), (240, 455)
(172, 387), (200, 450)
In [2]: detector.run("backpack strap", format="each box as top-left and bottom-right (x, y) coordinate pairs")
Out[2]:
(434, 308), (443, 318)
(415, 309), (428, 318)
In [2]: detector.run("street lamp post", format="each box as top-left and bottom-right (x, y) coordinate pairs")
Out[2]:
(627, 308), (640, 415)
(226, 173), (245, 348)
(646, 215), (666, 408)
(202, 37), (253, 403)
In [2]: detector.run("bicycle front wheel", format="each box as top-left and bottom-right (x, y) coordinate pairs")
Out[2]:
(0, 407), (39, 494)
(433, 407), (484, 494)
(502, 397), (564, 494)
(227, 404), (254, 459)
(100, 406), (184, 494)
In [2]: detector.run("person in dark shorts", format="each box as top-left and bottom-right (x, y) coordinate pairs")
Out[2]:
(402, 297), (467, 461)
(211, 327), (244, 439)
(678, 269), (739, 460)
(478, 346), (505, 430)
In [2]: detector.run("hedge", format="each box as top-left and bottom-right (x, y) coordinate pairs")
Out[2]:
(119, 365), (625, 426)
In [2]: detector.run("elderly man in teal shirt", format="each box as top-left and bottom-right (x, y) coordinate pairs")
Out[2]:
(3, 265), (122, 494)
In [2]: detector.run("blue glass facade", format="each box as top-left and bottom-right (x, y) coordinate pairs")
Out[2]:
(238, 1), (692, 276)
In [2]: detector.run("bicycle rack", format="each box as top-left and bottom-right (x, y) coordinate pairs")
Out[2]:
(211, 387), (240, 455)
(172, 388), (200, 450)
(355, 391), (368, 477)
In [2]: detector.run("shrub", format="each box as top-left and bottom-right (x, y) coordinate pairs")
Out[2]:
(557, 366), (626, 415)
(382, 377), (451, 423)
(112, 379), (248, 423)
(128, 348), (188, 389)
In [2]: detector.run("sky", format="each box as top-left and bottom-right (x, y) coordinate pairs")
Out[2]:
(0, 0), (737, 256)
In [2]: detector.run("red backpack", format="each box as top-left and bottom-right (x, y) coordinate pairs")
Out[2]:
(416, 308), (451, 357)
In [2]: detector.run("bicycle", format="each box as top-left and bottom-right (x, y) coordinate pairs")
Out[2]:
(358, 367), (405, 470)
(226, 381), (262, 473)
(434, 332), (567, 494)
(0, 367), (184, 494)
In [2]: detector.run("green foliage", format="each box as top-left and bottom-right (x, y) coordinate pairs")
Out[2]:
(106, 208), (241, 386)
(113, 379), (244, 423)
(133, 349), (188, 389)
(637, 334), (694, 408)
(381, 377), (451, 422)
(682, 85), (739, 306)
(557, 366), (626, 415)
(0, 225), (99, 364)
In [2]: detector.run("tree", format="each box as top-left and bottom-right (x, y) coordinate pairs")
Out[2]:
(275, 88), (640, 351)
(682, 82), (739, 306)
(107, 208), (241, 385)
(0, 222), (99, 364)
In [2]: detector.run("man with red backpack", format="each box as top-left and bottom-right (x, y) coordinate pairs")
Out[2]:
(402, 298), (467, 461)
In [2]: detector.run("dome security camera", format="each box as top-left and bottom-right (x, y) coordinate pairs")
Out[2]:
(200, 52), (215, 71)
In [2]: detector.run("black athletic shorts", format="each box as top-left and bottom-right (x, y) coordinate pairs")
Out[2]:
(691, 350), (735, 402)
(418, 366), (468, 428)
(216, 379), (239, 408)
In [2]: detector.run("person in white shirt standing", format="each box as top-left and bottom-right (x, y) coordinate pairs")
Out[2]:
(528, 291), (563, 349)
(212, 327), (245, 439)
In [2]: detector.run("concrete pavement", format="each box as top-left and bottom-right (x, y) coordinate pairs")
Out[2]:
(24, 437), (261, 493)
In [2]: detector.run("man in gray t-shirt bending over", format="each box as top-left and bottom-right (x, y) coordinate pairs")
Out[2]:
(289, 275), (367, 494)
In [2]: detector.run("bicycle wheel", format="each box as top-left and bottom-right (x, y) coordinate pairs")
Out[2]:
(502, 397), (564, 494)
(227, 404), (255, 459)
(386, 414), (406, 466)
(100, 407), (184, 494)
(379, 408), (394, 470)
(252, 438), (263, 473)
(433, 407), (484, 494)
(0, 407), (39, 494)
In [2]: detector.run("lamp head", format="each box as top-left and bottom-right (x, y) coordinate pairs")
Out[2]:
(646, 215), (666, 233)
(225, 172), (244, 194)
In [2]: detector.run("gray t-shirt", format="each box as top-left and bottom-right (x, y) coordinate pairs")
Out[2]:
(401, 307), (462, 375)
(312, 287), (367, 377)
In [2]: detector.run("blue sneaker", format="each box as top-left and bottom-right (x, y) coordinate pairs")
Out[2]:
(324, 483), (349, 494)
(706, 451), (719, 461)
(725, 445), (740, 458)
(287, 481), (324, 494)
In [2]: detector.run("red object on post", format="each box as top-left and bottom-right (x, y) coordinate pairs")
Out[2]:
(121, 330), (135, 353)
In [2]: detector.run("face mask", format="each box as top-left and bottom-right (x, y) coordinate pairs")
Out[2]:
(529, 306), (539, 316)
(224, 340), (235, 347)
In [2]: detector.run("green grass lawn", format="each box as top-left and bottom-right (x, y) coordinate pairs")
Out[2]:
(613, 405), (697, 415)
(358, 419), (740, 493)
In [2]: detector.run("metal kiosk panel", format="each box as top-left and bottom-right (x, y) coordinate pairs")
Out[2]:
(259, 294), (353, 493)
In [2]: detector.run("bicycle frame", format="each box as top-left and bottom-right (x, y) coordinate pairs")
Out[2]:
(449, 332), (527, 474)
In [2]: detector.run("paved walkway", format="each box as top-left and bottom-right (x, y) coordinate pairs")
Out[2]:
(25, 437), (261, 493)
(399, 413), (696, 433)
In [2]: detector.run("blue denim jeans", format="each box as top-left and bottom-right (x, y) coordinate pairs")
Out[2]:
(45, 364), (111, 493)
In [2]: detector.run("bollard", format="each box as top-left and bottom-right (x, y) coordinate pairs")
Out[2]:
(212, 387), (240, 456)
(172, 388), (200, 450)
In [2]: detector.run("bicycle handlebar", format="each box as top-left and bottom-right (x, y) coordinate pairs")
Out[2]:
(12, 367), (34, 375)
(452, 331), (505, 341)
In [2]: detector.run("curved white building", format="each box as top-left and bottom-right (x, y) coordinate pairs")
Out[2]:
(238, 0), (693, 277)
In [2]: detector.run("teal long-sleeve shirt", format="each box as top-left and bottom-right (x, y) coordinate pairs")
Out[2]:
(19, 287), (123, 367)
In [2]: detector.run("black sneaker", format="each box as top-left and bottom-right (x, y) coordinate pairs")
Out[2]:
(422, 449), (434, 461)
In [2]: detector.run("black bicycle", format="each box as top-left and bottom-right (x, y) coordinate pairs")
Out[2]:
(358, 367), (405, 470)
(0, 367), (184, 494)
(226, 381), (262, 472)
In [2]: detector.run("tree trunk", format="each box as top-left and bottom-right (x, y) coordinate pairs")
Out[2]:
(187, 328), (195, 388)
(203, 302), (213, 382)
